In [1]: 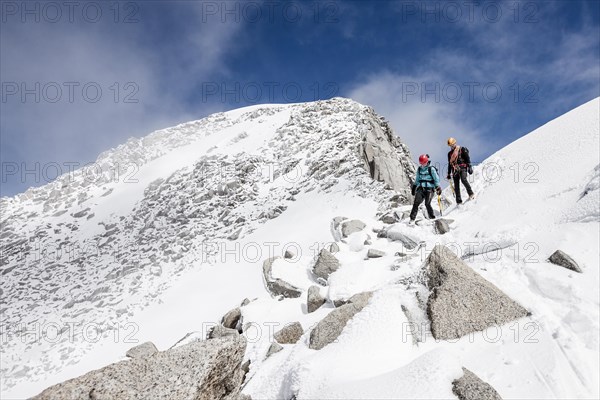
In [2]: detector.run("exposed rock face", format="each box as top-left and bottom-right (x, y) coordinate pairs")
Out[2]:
(548, 250), (582, 273)
(34, 335), (247, 400)
(341, 219), (366, 237)
(307, 285), (326, 313)
(309, 292), (373, 350)
(126, 342), (158, 359)
(312, 249), (341, 281)
(452, 368), (503, 400)
(273, 322), (304, 344)
(434, 219), (450, 235)
(359, 109), (415, 196)
(262, 257), (302, 298)
(426, 245), (529, 340)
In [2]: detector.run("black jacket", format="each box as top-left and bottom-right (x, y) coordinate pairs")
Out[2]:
(447, 146), (471, 176)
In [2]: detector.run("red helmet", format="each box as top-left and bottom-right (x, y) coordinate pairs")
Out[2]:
(418, 154), (429, 165)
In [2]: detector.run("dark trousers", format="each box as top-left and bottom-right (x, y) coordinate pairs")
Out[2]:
(452, 167), (474, 203)
(410, 187), (435, 220)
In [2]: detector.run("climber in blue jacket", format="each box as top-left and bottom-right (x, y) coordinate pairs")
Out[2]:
(409, 154), (441, 225)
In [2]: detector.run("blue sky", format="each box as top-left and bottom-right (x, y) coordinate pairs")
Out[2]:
(1, 0), (599, 196)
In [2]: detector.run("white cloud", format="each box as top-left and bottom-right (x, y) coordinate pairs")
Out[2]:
(347, 71), (488, 171)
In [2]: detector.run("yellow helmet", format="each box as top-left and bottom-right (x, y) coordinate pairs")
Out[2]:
(447, 137), (457, 146)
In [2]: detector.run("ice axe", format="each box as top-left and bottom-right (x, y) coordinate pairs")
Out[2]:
(437, 194), (443, 216)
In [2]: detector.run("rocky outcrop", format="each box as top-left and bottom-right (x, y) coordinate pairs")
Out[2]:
(307, 285), (326, 313)
(359, 110), (415, 197)
(547, 250), (582, 273)
(273, 322), (303, 344)
(426, 245), (529, 340)
(34, 335), (247, 400)
(452, 368), (503, 400)
(126, 342), (158, 359)
(262, 257), (302, 298)
(312, 249), (341, 281)
(309, 292), (372, 350)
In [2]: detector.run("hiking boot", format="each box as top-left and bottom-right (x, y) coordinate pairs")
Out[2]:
(408, 219), (415, 226)
(469, 194), (476, 200)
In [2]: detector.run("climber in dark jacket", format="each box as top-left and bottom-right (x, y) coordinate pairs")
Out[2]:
(409, 154), (441, 225)
(446, 137), (475, 204)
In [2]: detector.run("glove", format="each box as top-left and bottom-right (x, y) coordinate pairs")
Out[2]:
(411, 184), (416, 196)
(446, 175), (451, 180)
(467, 166), (473, 175)
(436, 187), (442, 195)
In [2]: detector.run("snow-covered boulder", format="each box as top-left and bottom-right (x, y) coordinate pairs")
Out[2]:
(426, 245), (529, 340)
(262, 257), (302, 298)
(309, 292), (372, 350)
(341, 219), (366, 237)
(452, 368), (503, 400)
(33, 335), (247, 400)
(547, 250), (582, 273)
(378, 225), (420, 249)
(312, 249), (341, 281)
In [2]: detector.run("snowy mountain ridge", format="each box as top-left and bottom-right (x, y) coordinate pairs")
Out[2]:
(0, 97), (416, 393)
(2, 97), (599, 400)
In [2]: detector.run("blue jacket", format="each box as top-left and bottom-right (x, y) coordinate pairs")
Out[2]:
(414, 162), (440, 189)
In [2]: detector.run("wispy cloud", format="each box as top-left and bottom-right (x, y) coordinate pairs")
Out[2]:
(0, 2), (244, 196)
(345, 1), (599, 167)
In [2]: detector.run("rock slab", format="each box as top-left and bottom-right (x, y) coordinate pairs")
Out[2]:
(309, 292), (372, 350)
(34, 335), (247, 400)
(426, 245), (529, 340)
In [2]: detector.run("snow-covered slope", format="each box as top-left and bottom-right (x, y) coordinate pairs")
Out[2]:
(2, 97), (599, 400)
(238, 98), (600, 400)
(0, 98), (415, 397)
